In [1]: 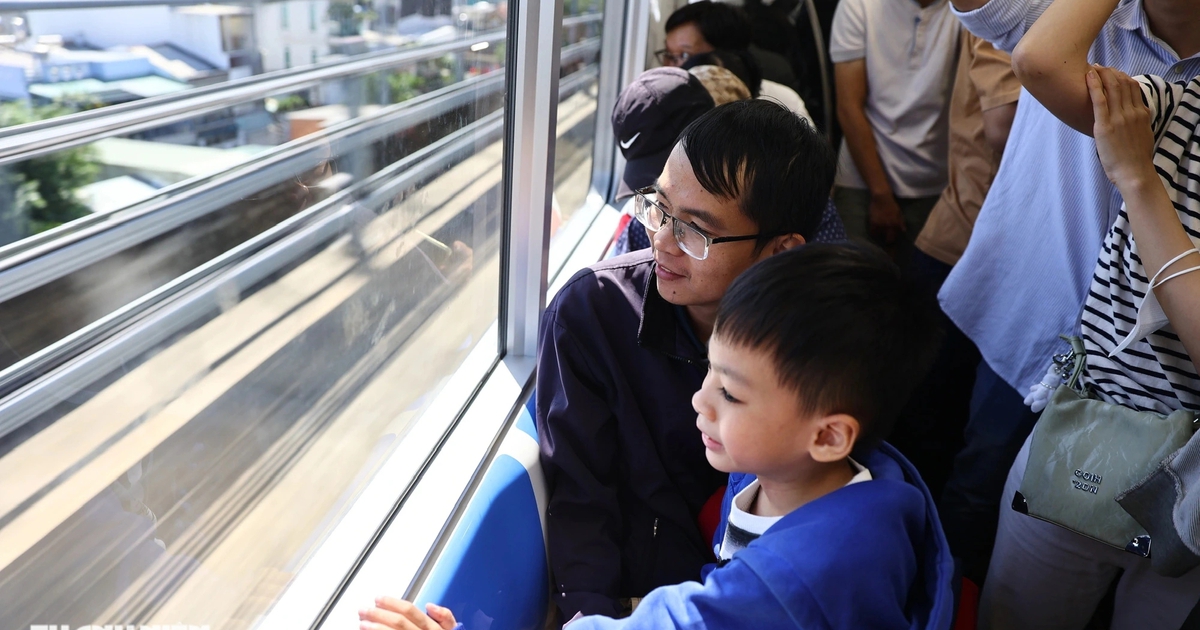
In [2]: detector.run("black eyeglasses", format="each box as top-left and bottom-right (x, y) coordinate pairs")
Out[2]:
(654, 49), (691, 67)
(633, 187), (761, 260)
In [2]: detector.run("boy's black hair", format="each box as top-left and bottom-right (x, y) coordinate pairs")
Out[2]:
(713, 244), (942, 452)
(664, 1), (753, 51)
(681, 49), (762, 97)
(676, 99), (835, 244)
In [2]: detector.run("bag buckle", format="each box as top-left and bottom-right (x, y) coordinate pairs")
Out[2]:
(1052, 350), (1076, 382)
(1012, 491), (1029, 514)
(1126, 536), (1152, 558)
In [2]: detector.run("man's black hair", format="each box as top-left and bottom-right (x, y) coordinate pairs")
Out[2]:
(681, 49), (762, 97)
(676, 99), (835, 243)
(713, 243), (942, 453)
(664, 1), (753, 51)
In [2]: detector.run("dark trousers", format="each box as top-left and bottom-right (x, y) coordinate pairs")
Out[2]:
(940, 360), (1041, 585)
(890, 250), (979, 504)
(891, 248), (1039, 585)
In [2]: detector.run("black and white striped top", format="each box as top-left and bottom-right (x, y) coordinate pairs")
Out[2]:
(1079, 74), (1200, 415)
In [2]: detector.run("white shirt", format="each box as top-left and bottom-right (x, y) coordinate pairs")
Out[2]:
(829, 0), (959, 197)
(717, 459), (872, 561)
(758, 79), (814, 127)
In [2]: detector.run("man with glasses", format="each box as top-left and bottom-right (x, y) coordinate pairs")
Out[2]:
(537, 99), (835, 622)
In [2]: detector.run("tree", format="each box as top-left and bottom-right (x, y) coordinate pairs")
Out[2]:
(0, 101), (99, 242)
(388, 70), (426, 103)
(329, 0), (377, 36)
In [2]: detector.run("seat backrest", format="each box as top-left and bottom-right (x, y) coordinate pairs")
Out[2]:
(414, 398), (549, 630)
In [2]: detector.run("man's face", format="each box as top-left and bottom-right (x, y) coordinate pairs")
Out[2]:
(649, 145), (769, 311)
(663, 23), (713, 67)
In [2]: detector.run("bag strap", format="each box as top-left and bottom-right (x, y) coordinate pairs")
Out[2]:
(1054, 334), (1088, 393)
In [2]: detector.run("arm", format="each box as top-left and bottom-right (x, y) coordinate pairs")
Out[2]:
(1090, 67), (1200, 364)
(564, 559), (792, 630)
(968, 35), (1021, 154)
(982, 104), (1017, 154)
(834, 60), (906, 243)
(536, 309), (627, 620)
(1010, 0), (1120, 134)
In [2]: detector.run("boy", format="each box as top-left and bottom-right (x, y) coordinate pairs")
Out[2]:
(360, 244), (956, 630)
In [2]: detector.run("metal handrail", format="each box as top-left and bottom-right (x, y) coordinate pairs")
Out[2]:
(0, 30), (506, 165)
(0, 70), (506, 297)
(0, 31), (602, 169)
(0, 110), (506, 439)
(0, 60), (599, 299)
(562, 13), (603, 28)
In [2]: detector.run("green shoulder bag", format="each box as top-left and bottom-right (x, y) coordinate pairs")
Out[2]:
(1014, 337), (1199, 556)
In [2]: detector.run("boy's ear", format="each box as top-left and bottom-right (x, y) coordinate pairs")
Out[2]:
(808, 413), (859, 463)
(767, 232), (806, 256)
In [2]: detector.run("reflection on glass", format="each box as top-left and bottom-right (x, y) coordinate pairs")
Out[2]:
(550, 1), (602, 243)
(0, 40), (507, 369)
(0, 62), (505, 630)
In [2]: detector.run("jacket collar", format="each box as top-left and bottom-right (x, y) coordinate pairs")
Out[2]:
(636, 264), (708, 365)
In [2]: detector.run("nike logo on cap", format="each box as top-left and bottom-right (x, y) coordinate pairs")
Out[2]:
(620, 132), (640, 149)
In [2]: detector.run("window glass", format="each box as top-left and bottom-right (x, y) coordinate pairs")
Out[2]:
(548, 1), (603, 246)
(0, 23), (505, 363)
(0, 4), (510, 628)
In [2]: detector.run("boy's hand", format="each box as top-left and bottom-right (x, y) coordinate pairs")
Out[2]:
(359, 597), (458, 630)
(1088, 65), (1158, 190)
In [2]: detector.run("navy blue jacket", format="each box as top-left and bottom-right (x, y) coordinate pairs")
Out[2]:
(536, 250), (724, 620)
(566, 444), (957, 630)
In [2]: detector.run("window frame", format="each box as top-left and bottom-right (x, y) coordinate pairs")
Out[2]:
(0, 0), (648, 624)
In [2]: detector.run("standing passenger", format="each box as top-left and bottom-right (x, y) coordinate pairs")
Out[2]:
(829, 0), (958, 261)
(937, 0), (1200, 586)
(538, 100), (835, 622)
(973, 0), (1200, 625)
(887, 32), (1019, 584)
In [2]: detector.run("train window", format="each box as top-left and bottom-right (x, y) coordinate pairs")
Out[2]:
(0, 1), (525, 627)
(550, 3), (603, 236)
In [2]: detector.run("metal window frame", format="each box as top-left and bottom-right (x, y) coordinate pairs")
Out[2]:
(499, 0), (563, 360)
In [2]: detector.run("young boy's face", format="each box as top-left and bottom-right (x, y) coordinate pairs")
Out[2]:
(650, 146), (776, 312)
(692, 335), (819, 476)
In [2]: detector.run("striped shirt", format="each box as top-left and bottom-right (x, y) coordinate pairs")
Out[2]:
(1079, 75), (1200, 415)
(939, 0), (1200, 393)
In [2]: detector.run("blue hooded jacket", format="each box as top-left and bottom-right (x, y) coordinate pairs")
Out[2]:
(564, 443), (956, 630)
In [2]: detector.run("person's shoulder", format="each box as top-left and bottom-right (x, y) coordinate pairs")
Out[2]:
(728, 483), (927, 627)
(545, 250), (654, 323)
(746, 473), (927, 575)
